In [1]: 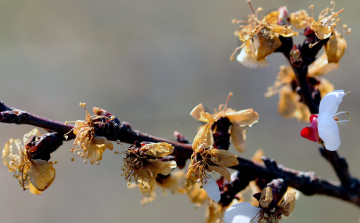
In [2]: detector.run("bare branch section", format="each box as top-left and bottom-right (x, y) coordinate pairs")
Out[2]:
(0, 102), (359, 207)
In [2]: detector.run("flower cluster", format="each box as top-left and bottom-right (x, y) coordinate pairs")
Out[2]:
(185, 124), (239, 202)
(231, 2), (297, 68)
(191, 93), (259, 153)
(2, 129), (56, 194)
(122, 142), (177, 197)
(67, 103), (114, 164)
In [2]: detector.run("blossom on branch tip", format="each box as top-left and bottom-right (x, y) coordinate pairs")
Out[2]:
(67, 103), (113, 164)
(2, 128), (56, 194)
(122, 142), (177, 197)
(231, 3), (297, 68)
(185, 124), (239, 202)
(191, 92), (259, 153)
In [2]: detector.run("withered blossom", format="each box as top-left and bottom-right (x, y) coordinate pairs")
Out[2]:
(2, 128), (55, 194)
(224, 186), (296, 223)
(231, 3), (298, 68)
(122, 142), (177, 197)
(129, 170), (187, 205)
(191, 93), (259, 153)
(265, 62), (335, 122)
(67, 103), (113, 164)
(185, 124), (239, 199)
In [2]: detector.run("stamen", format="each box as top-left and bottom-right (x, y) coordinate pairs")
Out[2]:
(336, 119), (351, 126)
(247, 0), (256, 15)
(223, 92), (233, 112)
(230, 44), (244, 61)
(335, 111), (350, 116)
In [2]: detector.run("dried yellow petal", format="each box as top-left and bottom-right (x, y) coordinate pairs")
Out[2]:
(190, 104), (215, 123)
(29, 159), (56, 191)
(289, 9), (312, 29)
(326, 32), (346, 63)
(142, 143), (174, 158)
(278, 191), (296, 216)
(310, 20), (332, 40)
(192, 124), (212, 152)
(137, 168), (155, 197)
(226, 109), (259, 127)
(23, 128), (41, 145)
(208, 165), (231, 182)
(147, 159), (176, 176)
(259, 186), (273, 208)
(2, 139), (24, 171)
(209, 149), (239, 168)
(308, 52), (339, 76)
(29, 183), (42, 195)
(230, 123), (247, 153)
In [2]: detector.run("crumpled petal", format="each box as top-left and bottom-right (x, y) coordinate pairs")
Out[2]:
(146, 159), (177, 176)
(289, 9), (311, 29)
(230, 123), (247, 153)
(237, 41), (269, 69)
(209, 149), (239, 168)
(208, 165), (231, 182)
(23, 128), (42, 145)
(310, 21), (332, 40)
(326, 32), (347, 63)
(29, 159), (56, 191)
(2, 139), (25, 171)
(226, 109), (259, 127)
(256, 29), (282, 60)
(137, 168), (156, 197)
(259, 186), (273, 208)
(142, 143), (174, 158)
(223, 202), (261, 223)
(203, 176), (221, 203)
(278, 86), (311, 122)
(278, 191), (296, 216)
(193, 124), (213, 152)
(318, 89), (345, 117)
(308, 52), (339, 76)
(318, 112), (340, 151)
(29, 183), (42, 195)
(190, 104), (215, 123)
(269, 26), (298, 38)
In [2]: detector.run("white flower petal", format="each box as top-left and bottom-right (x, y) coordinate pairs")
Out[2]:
(203, 176), (221, 203)
(319, 89), (345, 117)
(224, 202), (261, 223)
(318, 112), (340, 151)
(237, 48), (268, 69)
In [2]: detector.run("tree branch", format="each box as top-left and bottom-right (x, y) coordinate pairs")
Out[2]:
(0, 101), (359, 207)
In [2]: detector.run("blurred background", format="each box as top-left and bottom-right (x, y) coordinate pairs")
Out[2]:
(0, 0), (359, 222)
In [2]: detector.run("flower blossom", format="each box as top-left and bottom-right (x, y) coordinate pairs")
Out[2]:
(185, 124), (239, 203)
(191, 93), (259, 153)
(67, 103), (113, 164)
(302, 90), (350, 151)
(231, 3), (297, 68)
(2, 128), (56, 194)
(265, 59), (335, 122)
(122, 142), (177, 197)
(224, 186), (296, 223)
